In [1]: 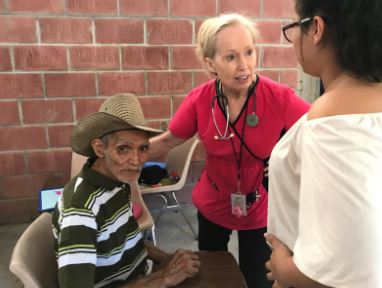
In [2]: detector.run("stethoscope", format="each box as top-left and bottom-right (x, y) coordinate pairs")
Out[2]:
(211, 79), (259, 141)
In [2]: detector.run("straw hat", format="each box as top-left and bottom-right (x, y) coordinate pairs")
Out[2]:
(71, 93), (163, 157)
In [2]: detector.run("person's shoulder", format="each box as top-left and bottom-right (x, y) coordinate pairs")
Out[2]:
(62, 177), (99, 211)
(257, 74), (304, 110)
(307, 95), (331, 120)
(257, 75), (298, 100)
(307, 87), (364, 120)
(190, 78), (215, 96)
(258, 75), (291, 91)
(183, 78), (215, 105)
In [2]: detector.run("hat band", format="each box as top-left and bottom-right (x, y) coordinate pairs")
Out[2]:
(99, 128), (140, 140)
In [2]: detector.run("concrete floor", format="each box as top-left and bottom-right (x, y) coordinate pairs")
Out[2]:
(0, 183), (239, 287)
(0, 222), (27, 288)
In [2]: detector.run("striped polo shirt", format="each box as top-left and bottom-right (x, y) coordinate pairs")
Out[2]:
(52, 159), (148, 288)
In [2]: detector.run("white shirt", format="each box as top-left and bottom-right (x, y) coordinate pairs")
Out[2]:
(268, 113), (382, 288)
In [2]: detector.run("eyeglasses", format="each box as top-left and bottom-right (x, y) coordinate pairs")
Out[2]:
(282, 17), (312, 43)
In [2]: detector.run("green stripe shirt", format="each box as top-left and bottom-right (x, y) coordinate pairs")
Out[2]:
(52, 159), (148, 288)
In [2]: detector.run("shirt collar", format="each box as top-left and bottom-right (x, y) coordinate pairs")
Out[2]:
(81, 158), (126, 191)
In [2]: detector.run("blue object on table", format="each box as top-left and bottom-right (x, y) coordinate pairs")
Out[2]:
(143, 161), (167, 169)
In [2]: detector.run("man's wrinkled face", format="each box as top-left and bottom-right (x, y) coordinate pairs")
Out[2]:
(93, 130), (150, 183)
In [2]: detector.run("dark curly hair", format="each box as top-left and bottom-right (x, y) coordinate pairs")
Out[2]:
(295, 0), (382, 83)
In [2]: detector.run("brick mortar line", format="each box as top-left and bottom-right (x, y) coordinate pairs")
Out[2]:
(1, 122), (78, 127)
(0, 12), (292, 21)
(143, 70), (148, 95)
(0, 95), (188, 101)
(3, 0), (9, 12)
(143, 19), (147, 45)
(41, 73), (46, 98)
(9, 46), (15, 71)
(0, 43), (291, 47)
(0, 13), (240, 20)
(35, 19), (41, 44)
(0, 68), (294, 74)
(17, 99), (23, 125)
(71, 98), (77, 122)
(91, 20), (96, 44)
(0, 197), (39, 202)
(0, 147), (71, 153)
(116, 0), (120, 16)
(23, 149), (29, 174)
(118, 47), (122, 71)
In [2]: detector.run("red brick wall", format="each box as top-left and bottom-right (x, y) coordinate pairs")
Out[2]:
(0, 0), (297, 224)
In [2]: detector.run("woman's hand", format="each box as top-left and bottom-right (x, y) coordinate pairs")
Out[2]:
(264, 233), (293, 288)
(272, 280), (284, 288)
(264, 233), (330, 288)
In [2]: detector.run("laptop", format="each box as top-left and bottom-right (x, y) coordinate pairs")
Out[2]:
(38, 177), (65, 212)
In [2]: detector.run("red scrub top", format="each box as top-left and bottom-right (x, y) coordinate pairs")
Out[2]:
(170, 76), (310, 230)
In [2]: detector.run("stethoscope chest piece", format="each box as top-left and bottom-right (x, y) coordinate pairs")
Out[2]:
(246, 113), (259, 127)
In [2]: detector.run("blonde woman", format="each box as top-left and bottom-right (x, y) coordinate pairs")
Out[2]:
(150, 14), (309, 288)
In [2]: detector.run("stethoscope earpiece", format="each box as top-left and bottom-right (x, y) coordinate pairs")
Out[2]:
(213, 133), (234, 141)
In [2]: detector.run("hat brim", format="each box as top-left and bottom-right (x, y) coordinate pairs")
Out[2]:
(71, 112), (163, 157)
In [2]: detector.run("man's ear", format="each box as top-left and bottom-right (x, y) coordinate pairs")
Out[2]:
(313, 16), (326, 46)
(91, 139), (105, 158)
(205, 57), (216, 75)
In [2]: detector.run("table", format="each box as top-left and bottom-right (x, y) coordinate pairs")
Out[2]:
(174, 251), (247, 288)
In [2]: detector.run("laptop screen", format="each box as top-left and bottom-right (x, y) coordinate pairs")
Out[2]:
(38, 188), (63, 212)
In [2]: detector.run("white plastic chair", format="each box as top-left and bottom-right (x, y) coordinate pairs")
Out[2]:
(9, 212), (59, 288)
(140, 137), (200, 240)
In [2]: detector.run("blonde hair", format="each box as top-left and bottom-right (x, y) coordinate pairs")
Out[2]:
(196, 13), (259, 64)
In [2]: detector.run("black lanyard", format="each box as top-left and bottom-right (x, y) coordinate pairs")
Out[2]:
(229, 101), (248, 193)
(229, 123), (263, 162)
(216, 79), (255, 192)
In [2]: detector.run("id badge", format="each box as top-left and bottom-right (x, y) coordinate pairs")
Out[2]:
(231, 193), (247, 217)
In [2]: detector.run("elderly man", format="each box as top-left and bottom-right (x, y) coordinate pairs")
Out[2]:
(52, 94), (200, 288)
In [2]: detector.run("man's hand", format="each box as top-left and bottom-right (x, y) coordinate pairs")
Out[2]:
(160, 249), (201, 287)
(122, 249), (200, 288)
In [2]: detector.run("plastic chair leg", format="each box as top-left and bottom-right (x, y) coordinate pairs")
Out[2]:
(143, 225), (157, 246)
(153, 194), (168, 225)
(151, 226), (157, 246)
(152, 191), (198, 240)
(171, 192), (198, 240)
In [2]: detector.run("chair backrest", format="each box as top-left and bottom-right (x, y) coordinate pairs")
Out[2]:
(9, 213), (58, 288)
(129, 181), (154, 230)
(164, 137), (200, 190)
(70, 152), (88, 179)
(140, 137), (200, 194)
